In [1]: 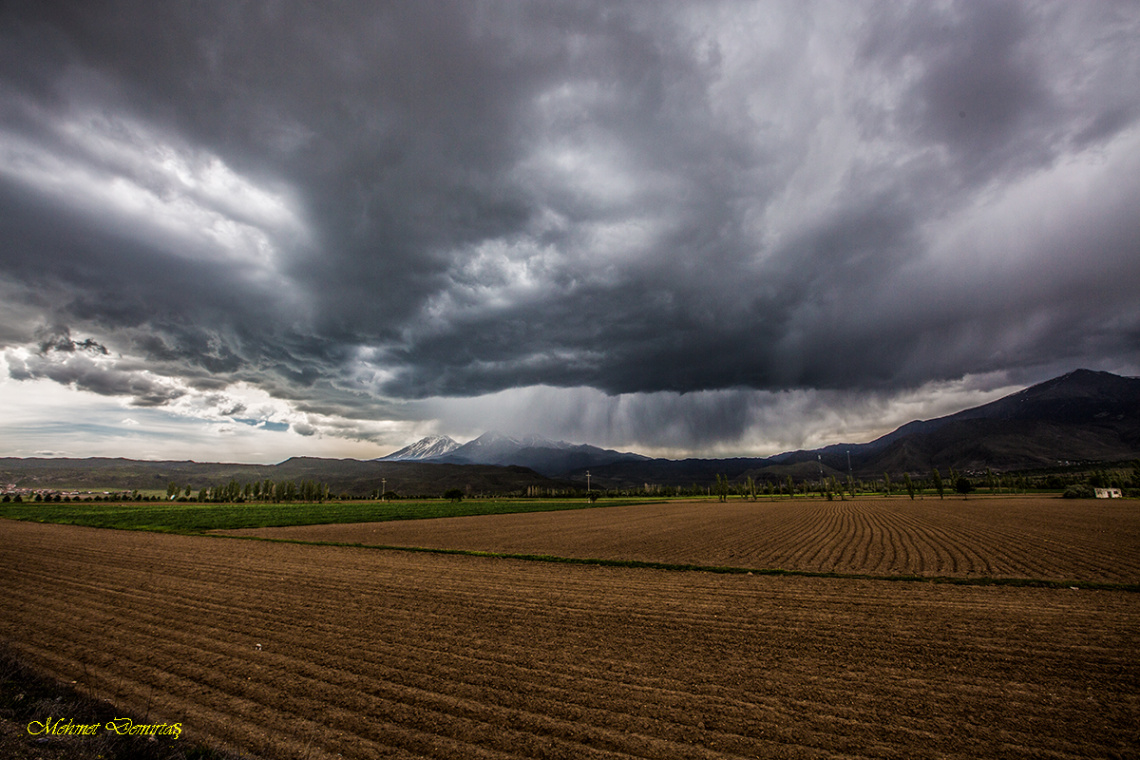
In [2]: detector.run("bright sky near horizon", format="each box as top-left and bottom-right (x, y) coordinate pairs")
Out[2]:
(1, 2), (1137, 463)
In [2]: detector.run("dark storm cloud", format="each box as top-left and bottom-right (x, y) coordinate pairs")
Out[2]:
(8, 348), (186, 406)
(0, 1), (1138, 452)
(34, 326), (108, 356)
(860, 1), (1057, 180)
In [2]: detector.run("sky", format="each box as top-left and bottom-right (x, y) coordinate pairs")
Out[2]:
(1, 1), (1138, 463)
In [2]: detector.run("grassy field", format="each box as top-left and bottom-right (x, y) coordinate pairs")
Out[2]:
(0, 496), (664, 533)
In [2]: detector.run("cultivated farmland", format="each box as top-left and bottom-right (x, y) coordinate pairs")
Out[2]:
(227, 496), (1140, 585)
(1, 513), (1138, 759)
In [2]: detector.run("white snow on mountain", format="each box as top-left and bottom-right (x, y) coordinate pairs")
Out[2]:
(377, 435), (461, 461)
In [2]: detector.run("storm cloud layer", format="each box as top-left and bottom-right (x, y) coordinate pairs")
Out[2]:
(1, 1), (1138, 458)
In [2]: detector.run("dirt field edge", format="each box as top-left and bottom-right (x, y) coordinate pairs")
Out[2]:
(214, 533), (1140, 592)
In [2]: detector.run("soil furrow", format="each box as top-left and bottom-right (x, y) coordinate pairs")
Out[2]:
(236, 497), (1140, 583)
(3, 519), (1138, 760)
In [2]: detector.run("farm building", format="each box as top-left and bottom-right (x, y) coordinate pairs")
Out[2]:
(1095, 487), (1123, 499)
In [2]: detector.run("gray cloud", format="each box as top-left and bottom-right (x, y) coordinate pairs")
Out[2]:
(1, 1), (1138, 456)
(7, 349), (187, 407)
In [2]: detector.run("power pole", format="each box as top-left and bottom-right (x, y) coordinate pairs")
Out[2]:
(847, 450), (854, 500)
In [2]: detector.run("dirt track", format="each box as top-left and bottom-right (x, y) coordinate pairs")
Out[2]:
(2, 520), (1138, 759)
(226, 497), (1140, 583)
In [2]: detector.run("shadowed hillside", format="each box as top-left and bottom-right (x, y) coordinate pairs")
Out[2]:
(0, 457), (563, 497)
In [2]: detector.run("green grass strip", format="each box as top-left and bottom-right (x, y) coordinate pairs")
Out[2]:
(0, 498), (662, 533)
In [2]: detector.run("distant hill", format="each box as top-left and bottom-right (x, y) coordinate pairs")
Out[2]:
(793, 368), (1140, 477)
(581, 369), (1140, 487)
(0, 457), (561, 498)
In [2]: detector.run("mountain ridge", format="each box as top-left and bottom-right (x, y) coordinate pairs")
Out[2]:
(371, 369), (1139, 487)
(4, 369), (1136, 493)
(425, 431), (649, 477)
(378, 435), (460, 461)
(0, 457), (560, 498)
(585, 369), (1140, 487)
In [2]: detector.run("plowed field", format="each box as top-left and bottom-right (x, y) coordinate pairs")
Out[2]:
(227, 496), (1140, 584)
(2, 520), (1138, 759)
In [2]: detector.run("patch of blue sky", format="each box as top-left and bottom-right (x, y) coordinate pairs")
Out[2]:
(233, 418), (289, 432)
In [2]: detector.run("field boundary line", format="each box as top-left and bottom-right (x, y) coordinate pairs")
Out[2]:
(211, 534), (1140, 593)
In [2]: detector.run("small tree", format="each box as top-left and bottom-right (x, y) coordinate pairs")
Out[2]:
(883, 472), (892, 497)
(932, 468), (944, 499)
(955, 477), (974, 498)
(744, 475), (757, 501)
(714, 474), (729, 503)
(443, 488), (464, 502)
(903, 473), (916, 500)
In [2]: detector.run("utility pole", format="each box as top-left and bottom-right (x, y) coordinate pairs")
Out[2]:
(381, 478), (386, 501)
(586, 471), (591, 493)
(847, 450), (854, 500)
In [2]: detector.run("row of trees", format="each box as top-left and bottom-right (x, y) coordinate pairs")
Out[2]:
(605, 468), (1059, 501)
(136, 461), (1140, 504)
(702, 464), (1140, 501)
(166, 479), (331, 503)
(2, 492), (138, 503)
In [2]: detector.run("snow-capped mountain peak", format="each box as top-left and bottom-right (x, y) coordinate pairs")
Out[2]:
(378, 430), (647, 475)
(377, 435), (460, 461)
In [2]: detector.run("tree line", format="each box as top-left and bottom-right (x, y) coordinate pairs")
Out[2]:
(599, 462), (1140, 500)
(166, 479), (331, 503)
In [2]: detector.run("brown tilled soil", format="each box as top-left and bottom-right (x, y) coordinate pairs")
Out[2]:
(1, 519), (1138, 759)
(225, 496), (1140, 584)
(0, 643), (246, 760)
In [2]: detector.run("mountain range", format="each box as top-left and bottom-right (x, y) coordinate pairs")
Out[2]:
(0, 457), (554, 498)
(380, 369), (1140, 487)
(379, 431), (647, 476)
(2, 369), (1136, 495)
(774, 368), (1140, 478)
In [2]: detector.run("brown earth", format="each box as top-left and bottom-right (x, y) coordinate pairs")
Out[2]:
(225, 496), (1140, 584)
(1, 519), (1138, 759)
